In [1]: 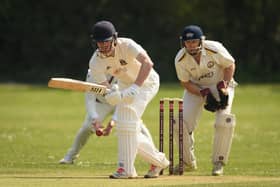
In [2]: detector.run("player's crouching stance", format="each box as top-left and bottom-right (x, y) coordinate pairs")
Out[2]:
(174, 25), (237, 176)
(59, 70), (117, 164)
(89, 20), (169, 179)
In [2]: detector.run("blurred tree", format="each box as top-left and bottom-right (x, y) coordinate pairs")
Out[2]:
(0, 0), (279, 83)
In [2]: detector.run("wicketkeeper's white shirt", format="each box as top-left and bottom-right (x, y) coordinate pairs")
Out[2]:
(175, 40), (235, 86)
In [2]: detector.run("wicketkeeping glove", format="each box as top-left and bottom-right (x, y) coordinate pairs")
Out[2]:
(200, 88), (220, 112)
(217, 81), (229, 110)
(121, 84), (140, 104)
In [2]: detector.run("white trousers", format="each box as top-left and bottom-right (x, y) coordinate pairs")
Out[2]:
(115, 71), (169, 176)
(65, 101), (114, 159)
(181, 85), (235, 165)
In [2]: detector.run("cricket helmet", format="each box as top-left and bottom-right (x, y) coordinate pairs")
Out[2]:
(180, 25), (205, 55)
(90, 21), (117, 42)
(180, 25), (203, 41)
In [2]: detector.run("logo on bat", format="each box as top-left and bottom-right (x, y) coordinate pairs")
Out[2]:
(90, 87), (103, 94)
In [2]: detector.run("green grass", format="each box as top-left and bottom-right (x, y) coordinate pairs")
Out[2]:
(0, 83), (279, 187)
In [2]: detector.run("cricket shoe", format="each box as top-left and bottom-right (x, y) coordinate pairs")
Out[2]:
(144, 156), (170, 178)
(212, 161), (224, 176)
(59, 154), (79, 164)
(144, 165), (163, 178)
(173, 161), (197, 174)
(109, 168), (137, 179)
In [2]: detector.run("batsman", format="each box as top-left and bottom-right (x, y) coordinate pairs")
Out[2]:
(58, 70), (160, 165)
(174, 25), (237, 176)
(89, 20), (169, 179)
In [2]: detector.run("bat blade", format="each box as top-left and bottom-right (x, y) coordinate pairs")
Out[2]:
(48, 78), (109, 95)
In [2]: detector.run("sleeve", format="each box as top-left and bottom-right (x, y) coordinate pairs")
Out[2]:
(111, 109), (117, 121)
(89, 55), (107, 84)
(84, 71), (99, 120)
(175, 57), (191, 82)
(126, 39), (146, 58)
(216, 44), (235, 68)
(175, 63), (191, 82)
(85, 92), (99, 120)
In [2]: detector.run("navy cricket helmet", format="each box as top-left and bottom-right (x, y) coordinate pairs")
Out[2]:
(91, 21), (117, 42)
(180, 25), (203, 41)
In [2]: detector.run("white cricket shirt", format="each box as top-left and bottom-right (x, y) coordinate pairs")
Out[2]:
(89, 38), (146, 87)
(175, 40), (235, 86)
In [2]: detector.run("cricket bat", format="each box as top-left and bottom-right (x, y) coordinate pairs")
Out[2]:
(48, 78), (110, 95)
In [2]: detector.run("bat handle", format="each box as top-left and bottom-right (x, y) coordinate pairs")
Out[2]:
(105, 89), (111, 94)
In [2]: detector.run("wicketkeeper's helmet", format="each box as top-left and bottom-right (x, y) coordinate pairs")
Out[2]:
(180, 25), (205, 55)
(180, 25), (203, 41)
(90, 21), (117, 42)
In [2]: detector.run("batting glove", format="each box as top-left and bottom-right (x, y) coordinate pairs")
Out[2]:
(111, 84), (119, 91)
(105, 85), (122, 106)
(121, 84), (140, 104)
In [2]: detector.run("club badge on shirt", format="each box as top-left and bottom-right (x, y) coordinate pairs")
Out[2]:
(207, 61), (215, 68)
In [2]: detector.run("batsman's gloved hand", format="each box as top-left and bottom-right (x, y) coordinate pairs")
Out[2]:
(200, 88), (220, 112)
(105, 86), (122, 106)
(121, 84), (140, 104)
(217, 80), (229, 110)
(111, 84), (119, 91)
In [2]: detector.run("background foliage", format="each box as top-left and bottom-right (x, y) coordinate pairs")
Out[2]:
(1, 0), (280, 83)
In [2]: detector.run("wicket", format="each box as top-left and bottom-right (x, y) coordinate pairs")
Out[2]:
(159, 97), (184, 175)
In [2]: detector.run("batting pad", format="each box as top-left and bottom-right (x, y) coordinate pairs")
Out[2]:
(212, 113), (236, 164)
(174, 120), (196, 165)
(116, 106), (140, 177)
(137, 132), (170, 168)
(140, 122), (156, 148)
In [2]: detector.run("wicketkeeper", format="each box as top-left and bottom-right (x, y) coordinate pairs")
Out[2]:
(174, 25), (237, 176)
